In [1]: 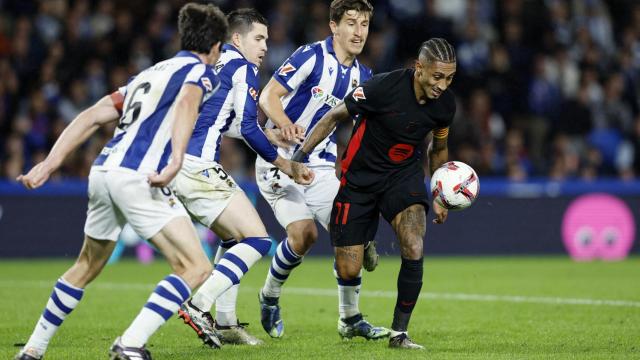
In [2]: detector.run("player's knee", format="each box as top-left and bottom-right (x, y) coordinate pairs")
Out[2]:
(335, 261), (360, 281)
(400, 238), (423, 260)
(287, 221), (318, 254)
(194, 262), (213, 285)
(175, 261), (212, 288)
(301, 226), (318, 248)
(235, 222), (269, 240)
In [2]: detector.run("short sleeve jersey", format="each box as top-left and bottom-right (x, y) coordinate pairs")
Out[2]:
(262, 36), (372, 167)
(93, 51), (219, 174)
(341, 68), (456, 189)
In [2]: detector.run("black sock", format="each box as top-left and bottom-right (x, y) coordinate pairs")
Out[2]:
(391, 257), (423, 332)
(343, 313), (363, 325)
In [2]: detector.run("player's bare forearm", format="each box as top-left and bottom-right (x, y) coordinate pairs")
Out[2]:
(427, 136), (448, 176)
(259, 78), (294, 128)
(17, 95), (119, 189)
(260, 78), (305, 142)
(264, 128), (299, 147)
(46, 95), (120, 171)
(300, 102), (350, 154)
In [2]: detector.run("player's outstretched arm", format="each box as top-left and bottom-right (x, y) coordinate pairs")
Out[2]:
(259, 78), (305, 142)
(271, 155), (316, 185)
(17, 94), (120, 189)
(148, 83), (203, 187)
(288, 102), (350, 185)
(296, 101), (350, 157)
(428, 131), (449, 224)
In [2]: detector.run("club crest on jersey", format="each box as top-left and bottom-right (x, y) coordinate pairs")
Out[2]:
(351, 79), (358, 88)
(311, 86), (340, 108)
(278, 63), (296, 77)
(201, 77), (213, 92)
(249, 87), (259, 101)
(352, 86), (366, 101)
(388, 143), (414, 163)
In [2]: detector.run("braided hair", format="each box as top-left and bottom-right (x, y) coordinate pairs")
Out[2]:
(418, 38), (456, 64)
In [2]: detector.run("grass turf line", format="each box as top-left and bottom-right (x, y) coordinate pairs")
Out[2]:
(1, 256), (639, 359)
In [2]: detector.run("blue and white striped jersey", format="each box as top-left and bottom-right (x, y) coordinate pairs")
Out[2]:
(186, 44), (277, 164)
(93, 51), (219, 174)
(263, 36), (373, 167)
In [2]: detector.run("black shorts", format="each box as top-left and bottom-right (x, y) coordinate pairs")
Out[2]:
(330, 170), (430, 247)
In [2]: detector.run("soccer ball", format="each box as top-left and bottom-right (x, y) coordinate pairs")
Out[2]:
(430, 161), (480, 210)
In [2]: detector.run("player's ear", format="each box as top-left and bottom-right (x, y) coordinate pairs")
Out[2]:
(415, 59), (423, 76)
(329, 20), (338, 35)
(231, 32), (242, 47)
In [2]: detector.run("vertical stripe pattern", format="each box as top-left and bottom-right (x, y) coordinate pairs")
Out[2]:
(261, 36), (373, 168)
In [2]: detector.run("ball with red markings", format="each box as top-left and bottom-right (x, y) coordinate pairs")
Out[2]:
(430, 161), (480, 210)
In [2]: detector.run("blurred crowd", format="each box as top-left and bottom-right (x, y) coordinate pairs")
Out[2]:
(1, 0), (640, 182)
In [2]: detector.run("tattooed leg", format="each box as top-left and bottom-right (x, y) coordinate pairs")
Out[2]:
(392, 204), (426, 260)
(334, 245), (364, 280)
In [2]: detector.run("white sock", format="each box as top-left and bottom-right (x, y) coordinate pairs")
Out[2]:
(215, 284), (238, 326)
(191, 237), (271, 312)
(24, 278), (84, 355)
(334, 264), (362, 319)
(213, 239), (238, 326)
(121, 274), (191, 348)
(261, 238), (303, 298)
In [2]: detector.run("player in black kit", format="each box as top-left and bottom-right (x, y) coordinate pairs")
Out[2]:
(290, 38), (457, 349)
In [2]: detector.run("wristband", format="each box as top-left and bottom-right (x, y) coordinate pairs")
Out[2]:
(291, 150), (308, 162)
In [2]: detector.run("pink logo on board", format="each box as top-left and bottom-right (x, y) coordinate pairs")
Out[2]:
(562, 193), (635, 261)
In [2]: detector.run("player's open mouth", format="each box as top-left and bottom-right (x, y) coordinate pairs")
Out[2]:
(432, 88), (442, 97)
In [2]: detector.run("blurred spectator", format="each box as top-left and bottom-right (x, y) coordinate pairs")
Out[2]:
(0, 0), (639, 182)
(58, 79), (90, 124)
(262, 20), (295, 83)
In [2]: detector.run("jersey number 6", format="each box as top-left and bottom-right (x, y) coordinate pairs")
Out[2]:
(118, 82), (152, 130)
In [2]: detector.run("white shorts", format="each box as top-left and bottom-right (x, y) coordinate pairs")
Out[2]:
(84, 169), (188, 241)
(172, 158), (242, 228)
(256, 159), (339, 231)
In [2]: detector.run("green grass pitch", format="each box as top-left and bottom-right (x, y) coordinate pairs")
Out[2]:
(1, 256), (639, 359)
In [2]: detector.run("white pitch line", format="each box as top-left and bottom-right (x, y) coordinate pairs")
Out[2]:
(2, 280), (639, 308)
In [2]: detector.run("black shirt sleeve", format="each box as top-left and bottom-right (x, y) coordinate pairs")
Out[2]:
(343, 74), (386, 117)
